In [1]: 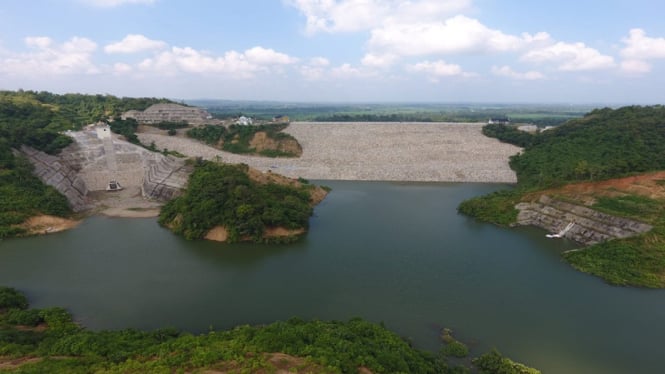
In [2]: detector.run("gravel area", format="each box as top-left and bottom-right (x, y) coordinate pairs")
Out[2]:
(137, 122), (521, 183)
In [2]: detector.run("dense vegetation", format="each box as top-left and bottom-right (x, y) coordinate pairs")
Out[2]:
(0, 155), (71, 238)
(159, 161), (316, 243)
(457, 190), (521, 226)
(491, 106), (665, 189)
(562, 194), (665, 287)
(187, 122), (301, 157)
(0, 90), (172, 152)
(459, 105), (665, 288)
(0, 93), (73, 155)
(482, 123), (536, 148)
(107, 117), (140, 144)
(1, 90), (171, 131)
(0, 286), (538, 373)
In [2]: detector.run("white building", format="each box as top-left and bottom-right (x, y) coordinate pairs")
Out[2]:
(236, 116), (253, 126)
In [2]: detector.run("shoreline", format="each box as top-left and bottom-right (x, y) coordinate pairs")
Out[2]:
(97, 207), (161, 218)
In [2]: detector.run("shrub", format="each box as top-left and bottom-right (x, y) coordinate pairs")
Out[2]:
(457, 190), (520, 225)
(6, 308), (44, 326)
(473, 349), (540, 374)
(441, 340), (469, 358)
(0, 287), (29, 310)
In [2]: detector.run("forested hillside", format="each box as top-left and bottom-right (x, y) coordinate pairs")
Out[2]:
(487, 106), (665, 188)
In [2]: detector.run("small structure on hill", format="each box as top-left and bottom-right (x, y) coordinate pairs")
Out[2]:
(488, 117), (510, 125)
(106, 180), (123, 191)
(122, 103), (213, 125)
(236, 116), (253, 126)
(95, 124), (112, 139)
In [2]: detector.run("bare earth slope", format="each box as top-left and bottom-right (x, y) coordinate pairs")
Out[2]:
(138, 122), (520, 182)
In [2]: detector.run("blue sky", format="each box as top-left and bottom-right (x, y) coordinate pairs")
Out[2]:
(1, 0), (664, 103)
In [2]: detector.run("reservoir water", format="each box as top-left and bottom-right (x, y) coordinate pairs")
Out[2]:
(1, 181), (664, 374)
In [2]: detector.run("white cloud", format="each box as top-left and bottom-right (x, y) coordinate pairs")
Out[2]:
(299, 57), (330, 80)
(521, 42), (615, 71)
(25, 36), (52, 49)
(361, 53), (397, 68)
(332, 64), (362, 78)
(105, 34), (167, 54)
(406, 60), (465, 77)
(112, 62), (133, 74)
(491, 65), (545, 80)
(620, 59), (651, 75)
(309, 57), (330, 66)
(139, 48), (255, 76)
(299, 65), (326, 80)
(368, 16), (550, 57)
(0, 36), (99, 75)
(244, 46), (299, 65)
(619, 29), (665, 75)
(621, 29), (665, 60)
(331, 63), (366, 78)
(80, 0), (156, 7)
(286, 0), (471, 34)
(137, 46), (298, 78)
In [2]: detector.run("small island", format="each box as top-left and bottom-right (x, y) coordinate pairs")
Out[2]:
(158, 161), (328, 243)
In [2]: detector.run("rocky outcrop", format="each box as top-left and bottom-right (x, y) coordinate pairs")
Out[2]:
(516, 195), (652, 245)
(249, 131), (302, 156)
(18, 146), (90, 212)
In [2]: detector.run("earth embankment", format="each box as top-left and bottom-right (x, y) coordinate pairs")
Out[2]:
(138, 122), (520, 183)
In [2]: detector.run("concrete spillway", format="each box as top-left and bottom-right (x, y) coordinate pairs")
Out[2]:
(20, 127), (192, 211)
(102, 137), (119, 173)
(516, 195), (652, 245)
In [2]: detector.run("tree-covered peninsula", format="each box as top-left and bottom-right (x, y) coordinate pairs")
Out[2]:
(0, 286), (539, 373)
(459, 105), (665, 288)
(159, 161), (327, 243)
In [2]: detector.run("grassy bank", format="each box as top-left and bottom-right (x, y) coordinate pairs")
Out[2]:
(563, 195), (665, 287)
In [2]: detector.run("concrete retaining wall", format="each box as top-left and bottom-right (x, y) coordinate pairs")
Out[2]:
(516, 195), (652, 245)
(18, 146), (89, 212)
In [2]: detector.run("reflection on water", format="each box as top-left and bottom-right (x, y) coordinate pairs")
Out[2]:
(1, 181), (664, 374)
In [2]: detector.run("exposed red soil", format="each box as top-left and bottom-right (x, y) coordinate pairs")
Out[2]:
(527, 171), (665, 204)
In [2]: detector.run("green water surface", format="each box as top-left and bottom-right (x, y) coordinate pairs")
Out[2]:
(1, 181), (663, 374)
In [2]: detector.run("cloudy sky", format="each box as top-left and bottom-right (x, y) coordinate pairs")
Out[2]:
(1, 0), (664, 103)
